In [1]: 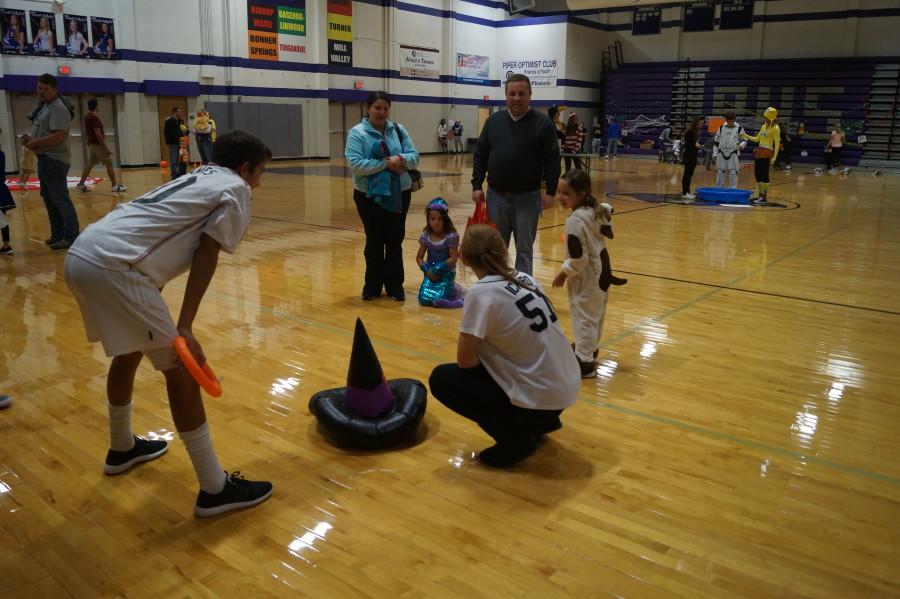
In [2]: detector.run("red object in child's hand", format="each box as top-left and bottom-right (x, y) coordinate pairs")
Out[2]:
(467, 200), (496, 229)
(173, 336), (222, 397)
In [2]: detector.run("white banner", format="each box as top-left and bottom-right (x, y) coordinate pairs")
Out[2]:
(500, 57), (558, 88)
(456, 53), (491, 83)
(400, 44), (440, 79)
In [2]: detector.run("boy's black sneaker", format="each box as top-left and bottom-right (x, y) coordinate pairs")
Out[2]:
(387, 287), (406, 302)
(578, 358), (597, 379)
(104, 436), (168, 475)
(195, 471), (273, 518)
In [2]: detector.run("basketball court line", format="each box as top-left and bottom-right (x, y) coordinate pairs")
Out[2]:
(202, 222), (900, 488)
(204, 283), (900, 488)
(611, 269), (900, 316)
(598, 226), (848, 349)
(249, 214), (890, 316)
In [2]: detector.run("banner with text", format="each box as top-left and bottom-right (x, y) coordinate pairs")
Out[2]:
(247, 1), (308, 63)
(632, 5), (662, 36)
(89, 17), (117, 59)
(456, 53), (491, 85)
(400, 45), (439, 79)
(720, 0), (754, 30)
(1, 9), (27, 55)
(63, 14), (89, 57)
(327, 0), (352, 66)
(501, 57), (558, 88)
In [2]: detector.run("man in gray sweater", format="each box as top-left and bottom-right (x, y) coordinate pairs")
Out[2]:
(471, 74), (560, 275)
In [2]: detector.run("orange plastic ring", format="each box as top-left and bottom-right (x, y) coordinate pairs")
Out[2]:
(173, 336), (222, 397)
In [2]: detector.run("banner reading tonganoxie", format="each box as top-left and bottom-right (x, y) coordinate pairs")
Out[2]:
(501, 57), (558, 88)
(247, 0), (308, 63)
(327, 0), (352, 66)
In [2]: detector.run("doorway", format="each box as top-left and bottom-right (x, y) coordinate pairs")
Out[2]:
(477, 106), (493, 137)
(329, 101), (364, 158)
(9, 92), (121, 174)
(157, 96), (188, 162)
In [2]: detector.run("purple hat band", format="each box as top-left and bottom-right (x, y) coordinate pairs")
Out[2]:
(427, 198), (449, 212)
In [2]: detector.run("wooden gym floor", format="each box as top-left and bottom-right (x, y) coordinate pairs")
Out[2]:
(1, 154), (899, 597)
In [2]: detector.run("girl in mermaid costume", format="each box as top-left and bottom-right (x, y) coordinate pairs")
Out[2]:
(416, 198), (465, 308)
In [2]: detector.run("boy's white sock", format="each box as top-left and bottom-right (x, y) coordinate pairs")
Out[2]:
(179, 422), (227, 495)
(108, 402), (135, 452)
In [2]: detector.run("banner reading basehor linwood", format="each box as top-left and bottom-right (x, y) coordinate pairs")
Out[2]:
(501, 57), (558, 88)
(247, 0), (309, 63)
(400, 45), (439, 79)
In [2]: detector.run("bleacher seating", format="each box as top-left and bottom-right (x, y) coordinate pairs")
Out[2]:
(603, 58), (898, 166)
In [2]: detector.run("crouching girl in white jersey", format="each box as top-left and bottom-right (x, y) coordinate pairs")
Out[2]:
(65, 130), (273, 517)
(429, 225), (581, 467)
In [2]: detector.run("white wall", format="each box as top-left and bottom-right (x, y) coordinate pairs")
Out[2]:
(4, 0), (900, 167)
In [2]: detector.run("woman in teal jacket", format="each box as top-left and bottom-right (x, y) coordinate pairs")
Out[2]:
(345, 91), (420, 301)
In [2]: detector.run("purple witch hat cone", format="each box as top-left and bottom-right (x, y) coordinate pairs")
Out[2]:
(345, 318), (395, 418)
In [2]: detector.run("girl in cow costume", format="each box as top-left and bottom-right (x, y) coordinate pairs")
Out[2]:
(553, 170), (626, 378)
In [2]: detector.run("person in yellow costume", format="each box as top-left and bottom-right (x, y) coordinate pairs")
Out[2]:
(741, 106), (780, 205)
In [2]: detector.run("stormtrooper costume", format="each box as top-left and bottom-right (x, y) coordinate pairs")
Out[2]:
(714, 122), (746, 189)
(562, 202), (616, 364)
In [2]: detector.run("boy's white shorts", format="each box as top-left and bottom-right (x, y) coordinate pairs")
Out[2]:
(64, 254), (180, 371)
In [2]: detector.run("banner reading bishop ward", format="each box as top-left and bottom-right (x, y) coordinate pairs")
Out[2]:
(247, 0), (308, 63)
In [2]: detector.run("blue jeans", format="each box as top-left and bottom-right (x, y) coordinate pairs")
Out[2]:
(168, 145), (180, 179)
(38, 155), (79, 242)
(486, 188), (542, 275)
(607, 138), (619, 157)
(197, 136), (213, 164)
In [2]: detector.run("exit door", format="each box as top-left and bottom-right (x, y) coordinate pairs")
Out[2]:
(157, 96), (188, 162)
(9, 93), (121, 173)
(329, 101), (364, 158)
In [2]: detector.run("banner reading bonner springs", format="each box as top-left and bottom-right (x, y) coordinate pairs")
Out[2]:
(247, 0), (308, 63)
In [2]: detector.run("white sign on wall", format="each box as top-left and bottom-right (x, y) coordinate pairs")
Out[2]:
(400, 44), (440, 79)
(500, 57), (558, 88)
(457, 53), (491, 84)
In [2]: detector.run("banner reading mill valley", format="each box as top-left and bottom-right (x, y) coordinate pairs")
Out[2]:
(327, 0), (352, 66)
(247, 0), (308, 62)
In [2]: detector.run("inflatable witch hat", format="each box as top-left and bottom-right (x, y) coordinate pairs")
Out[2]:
(345, 318), (394, 418)
(308, 318), (428, 450)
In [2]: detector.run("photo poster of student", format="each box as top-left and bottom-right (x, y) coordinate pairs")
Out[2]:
(64, 14), (89, 58)
(30, 10), (58, 56)
(90, 16), (116, 59)
(1, 8), (27, 54)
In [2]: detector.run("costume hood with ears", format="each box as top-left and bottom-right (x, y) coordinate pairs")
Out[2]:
(599, 202), (614, 239)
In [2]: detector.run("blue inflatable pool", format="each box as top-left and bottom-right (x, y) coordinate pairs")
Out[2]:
(695, 187), (752, 204)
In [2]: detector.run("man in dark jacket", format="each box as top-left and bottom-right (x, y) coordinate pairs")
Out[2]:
(164, 106), (184, 180)
(471, 74), (560, 275)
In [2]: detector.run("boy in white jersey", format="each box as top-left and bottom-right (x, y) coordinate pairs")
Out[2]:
(429, 225), (581, 467)
(65, 130), (273, 517)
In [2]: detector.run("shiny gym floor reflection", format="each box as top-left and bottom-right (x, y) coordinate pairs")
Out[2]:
(1, 155), (899, 597)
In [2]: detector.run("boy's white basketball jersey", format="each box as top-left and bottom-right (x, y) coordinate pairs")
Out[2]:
(69, 166), (251, 287)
